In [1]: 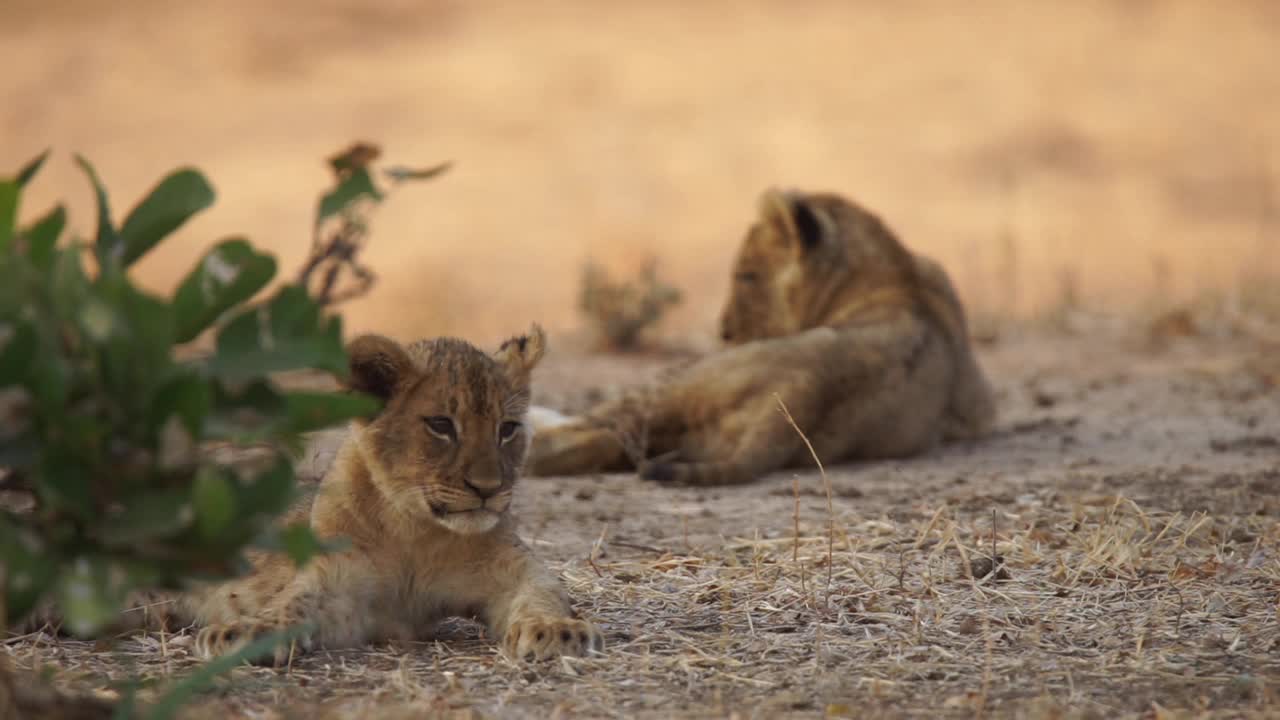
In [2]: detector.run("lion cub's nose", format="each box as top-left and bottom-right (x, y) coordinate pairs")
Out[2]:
(465, 478), (502, 499)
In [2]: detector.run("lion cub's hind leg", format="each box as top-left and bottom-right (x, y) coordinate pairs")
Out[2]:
(639, 393), (808, 486)
(527, 422), (631, 476)
(193, 554), (378, 666)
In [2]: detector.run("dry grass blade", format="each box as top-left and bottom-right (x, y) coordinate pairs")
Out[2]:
(776, 394), (835, 596)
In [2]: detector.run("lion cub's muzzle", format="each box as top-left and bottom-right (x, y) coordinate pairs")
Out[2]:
(427, 479), (513, 533)
(429, 491), (512, 516)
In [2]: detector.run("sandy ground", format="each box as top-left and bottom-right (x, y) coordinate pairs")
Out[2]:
(6, 327), (1279, 718)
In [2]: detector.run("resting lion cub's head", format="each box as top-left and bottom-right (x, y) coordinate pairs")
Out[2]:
(343, 326), (546, 534)
(720, 189), (922, 345)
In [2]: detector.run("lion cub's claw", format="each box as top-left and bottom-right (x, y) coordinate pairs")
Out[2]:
(504, 617), (604, 662)
(194, 621), (312, 666)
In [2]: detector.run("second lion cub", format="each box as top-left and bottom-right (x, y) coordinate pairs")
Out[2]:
(527, 189), (996, 486)
(190, 326), (604, 663)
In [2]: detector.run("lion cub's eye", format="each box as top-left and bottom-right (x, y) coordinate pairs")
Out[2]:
(498, 420), (522, 444)
(734, 271), (759, 284)
(423, 416), (456, 440)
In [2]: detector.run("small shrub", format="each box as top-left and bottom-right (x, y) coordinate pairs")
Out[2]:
(0, 145), (446, 715)
(0, 150), (382, 638)
(578, 258), (682, 351)
(297, 142), (450, 307)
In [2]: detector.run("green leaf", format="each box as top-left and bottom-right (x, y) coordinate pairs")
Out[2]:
(119, 168), (215, 267)
(193, 467), (236, 541)
(280, 523), (323, 566)
(20, 204), (66, 271)
(0, 149), (51, 252)
(75, 155), (122, 267)
(92, 281), (175, 407)
(208, 285), (347, 383)
(114, 282), (175, 355)
(148, 372), (212, 438)
(0, 181), (16, 252)
(96, 488), (193, 545)
(273, 522), (337, 567)
(16, 148), (50, 187)
(206, 379), (286, 441)
(144, 623), (315, 720)
(36, 453), (94, 520)
(0, 321), (37, 386)
(281, 390), (379, 434)
(172, 238), (276, 344)
(0, 182), (18, 253)
(51, 244), (91, 321)
(25, 351), (70, 412)
(0, 515), (59, 624)
(234, 453), (299, 518)
(315, 167), (382, 229)
(78, 296), (123, 343)
(56, 557), (134, 637)
(383, 160), (452, 183)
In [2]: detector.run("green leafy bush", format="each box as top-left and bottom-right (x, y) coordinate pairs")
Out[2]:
(0, 150), (388, 637)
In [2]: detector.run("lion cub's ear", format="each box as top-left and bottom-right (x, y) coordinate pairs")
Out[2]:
(758, 188), (828, 253)
(346, 334), (415, 401)
(494, 324), (547, 384)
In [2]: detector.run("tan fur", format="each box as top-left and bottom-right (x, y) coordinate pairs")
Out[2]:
(192, 325), (602, 663)
(25, 327), (603, 664)
(527, 189), (996, 486)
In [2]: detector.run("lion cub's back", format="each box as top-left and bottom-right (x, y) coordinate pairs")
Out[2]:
(911, 254), (997, 438)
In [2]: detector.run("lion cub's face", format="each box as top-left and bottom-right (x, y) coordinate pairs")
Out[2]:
(345, 327), (546, 535)
(716, 188), (824, 345)
(719, 189), (903, 345)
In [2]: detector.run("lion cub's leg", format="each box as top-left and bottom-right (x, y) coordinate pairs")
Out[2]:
(527, 421), (630, 476)
(193, 553), (379, 665)
(639, 394), (807, 486)
(481, 535), (604, 661)
(527, 392), (663, 476)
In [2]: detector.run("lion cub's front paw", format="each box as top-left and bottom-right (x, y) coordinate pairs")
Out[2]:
(503, 616), (604, 661)
(194, 620), (312, 666)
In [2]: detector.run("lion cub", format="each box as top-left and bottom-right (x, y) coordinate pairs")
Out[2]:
(189, 326), (604, 663)
(527, 189), (996, 485)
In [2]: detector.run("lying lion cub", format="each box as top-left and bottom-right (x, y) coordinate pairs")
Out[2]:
(13, 328), (603, 663)
(527, 189), (996, 486)
(187, 326), (604, 663)
(26, 329), (603, 662)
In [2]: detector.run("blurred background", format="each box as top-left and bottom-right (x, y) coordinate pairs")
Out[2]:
(4, 0), (1278, 348)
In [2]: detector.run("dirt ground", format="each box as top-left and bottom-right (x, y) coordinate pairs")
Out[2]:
(6, 325), (1280, 718)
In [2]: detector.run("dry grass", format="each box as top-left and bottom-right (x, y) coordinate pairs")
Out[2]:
(6, 331), (1279, 718)
(579, 259), (683, 352)
(8, 479), (1278, 718)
